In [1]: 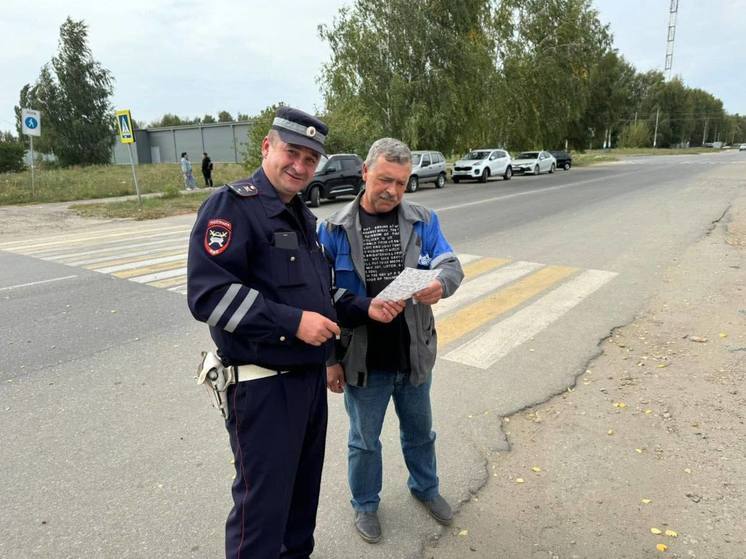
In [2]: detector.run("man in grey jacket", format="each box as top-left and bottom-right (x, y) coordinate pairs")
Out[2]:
(318, 137), (464, 543)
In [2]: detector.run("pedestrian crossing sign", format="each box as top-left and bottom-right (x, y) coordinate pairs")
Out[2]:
(115, 109), (135, 143)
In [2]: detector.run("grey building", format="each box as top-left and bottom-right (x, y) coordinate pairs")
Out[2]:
(112, 121), (254, 165)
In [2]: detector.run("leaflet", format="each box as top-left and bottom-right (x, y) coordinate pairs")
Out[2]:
(376, 267), (442, 301)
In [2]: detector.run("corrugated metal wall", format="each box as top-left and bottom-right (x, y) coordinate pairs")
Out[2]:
(112, 121), (254, 165)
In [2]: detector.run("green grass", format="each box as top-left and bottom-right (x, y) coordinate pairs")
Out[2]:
(0, 162), (248, 205)
(69, 190), (212, 220)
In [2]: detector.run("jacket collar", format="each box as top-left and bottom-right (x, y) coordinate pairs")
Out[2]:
(251, 167), (316, 223)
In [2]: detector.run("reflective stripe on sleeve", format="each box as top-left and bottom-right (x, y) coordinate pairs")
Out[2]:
(333, 287), (347, 303)
(207, 284), (242, 327)
(224, 289), (259, 333)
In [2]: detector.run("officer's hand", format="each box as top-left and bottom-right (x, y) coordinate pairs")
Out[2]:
(326, 364), (345, 393)
(368, 298), (406, 323)
(413, 279), (443, 306)
(296, 311), (341, 346)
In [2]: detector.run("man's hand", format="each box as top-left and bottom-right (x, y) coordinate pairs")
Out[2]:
(326, 363), (345, 393)
(368, 298), (406, 323)
(413, 279), (443, 305)
(296, 311), (340, 346)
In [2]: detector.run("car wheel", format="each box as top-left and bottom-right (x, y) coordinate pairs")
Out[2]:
(503, 166), (512, 181)
(479, 168), (490, 183)
(563, 161), (571, 170)
(407, 175), (419, 193)
(308, 185), (320, 208)
(435, 173), (446, 189)
(534, 165), (540, 175)
(453, 177), (460, 184)
(549, 163), (555, 174)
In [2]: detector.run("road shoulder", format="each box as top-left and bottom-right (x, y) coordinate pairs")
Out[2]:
(426, 192), (746, 558)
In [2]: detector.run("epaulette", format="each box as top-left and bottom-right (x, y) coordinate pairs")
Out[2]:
(226, 181), (259, 197)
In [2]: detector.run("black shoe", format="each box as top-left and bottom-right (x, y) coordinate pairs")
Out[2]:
(417, 494), (453, 525)
(354, 511), (382, 543)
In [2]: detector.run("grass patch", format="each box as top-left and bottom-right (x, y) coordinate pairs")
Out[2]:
(0, 162), (248, 206)
(69, 190), (212, 220)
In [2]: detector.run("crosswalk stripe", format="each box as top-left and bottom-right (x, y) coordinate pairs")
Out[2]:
(436, 265), (577, 346)
(40, 234), (189, 261)
(147, 275), (189, 288)
(89, 253), (186, 273)
(129, 267), (188, 283)
(461, 257), (510, 280)
(443, 269), (617, 369)
(112, 260), (187, 279)
(433, 261), (542, 318)
(0, 224), (190, 252)
(457, 253), (481, 266)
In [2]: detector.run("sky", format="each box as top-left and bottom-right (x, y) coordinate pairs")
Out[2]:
(2, 0), (745, 133)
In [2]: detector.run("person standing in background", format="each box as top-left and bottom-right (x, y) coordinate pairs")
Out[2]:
(202, 152), (214, 187)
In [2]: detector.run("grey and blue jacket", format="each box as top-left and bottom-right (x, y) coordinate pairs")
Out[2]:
(318, 193), (464, 387)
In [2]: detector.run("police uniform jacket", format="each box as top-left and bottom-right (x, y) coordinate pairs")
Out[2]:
(187, 167), (369, 368)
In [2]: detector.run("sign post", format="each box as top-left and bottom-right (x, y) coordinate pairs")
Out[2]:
(115, 109), (142, 208)
(21, 109), (41, 199)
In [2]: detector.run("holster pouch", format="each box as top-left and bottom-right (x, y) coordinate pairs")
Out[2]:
(196, 351), (235, 420)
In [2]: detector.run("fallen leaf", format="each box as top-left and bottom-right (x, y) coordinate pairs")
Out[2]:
(650, 527), (662, 535)
(719, 332), (728, 338)
(656, 363), (670, 369)
(644, 409), (653, 415)
(684, 468), (691, 474)
(515, 478), (525, 483)
(664, 530), (678, 537)
(635, 448), (643, 454)
(656, 543), (668, 552)
(607, 429), (614, 435)
(458, 529), (468, 537)
(641, 498), (652, 504)
(613, 402), (628, 408)
(531, 466), (542, 472)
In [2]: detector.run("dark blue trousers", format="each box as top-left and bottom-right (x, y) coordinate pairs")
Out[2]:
(224, 367), (327, 559)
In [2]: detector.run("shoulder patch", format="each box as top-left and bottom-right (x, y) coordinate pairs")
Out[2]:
(227, 182), (258, 197)
(204, 219), (232, 256)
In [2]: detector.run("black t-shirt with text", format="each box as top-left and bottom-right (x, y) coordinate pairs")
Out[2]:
(359, 206), (411, 372)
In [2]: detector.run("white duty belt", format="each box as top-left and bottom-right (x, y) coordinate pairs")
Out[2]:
(235, 364), (291, 382)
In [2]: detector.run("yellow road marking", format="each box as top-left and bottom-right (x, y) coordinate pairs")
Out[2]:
(113, 259), (187, 279)
(461, 257), (510, 280)
(147, 275), (188, 288)
(437, 265), (577, 346)
(84, 249), (186, 270)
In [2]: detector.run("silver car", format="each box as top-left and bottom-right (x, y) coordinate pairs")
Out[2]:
(512, 151), (557, 175)
(407, 151), (447, 192)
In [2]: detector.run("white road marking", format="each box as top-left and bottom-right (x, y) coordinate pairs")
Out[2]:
(0, 274), (78, 291)
(93, 253), (186, 273)
(129, 267), (188, 283)
(433, 261), (543, 317)
(443, 269), (617, 369)
(40, 235), (189, 262)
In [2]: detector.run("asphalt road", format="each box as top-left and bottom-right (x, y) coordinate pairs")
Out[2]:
(1, 150), (744, 558)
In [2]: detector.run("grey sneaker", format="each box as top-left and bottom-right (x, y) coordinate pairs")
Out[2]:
(418, 494), (453, 525)
(354, 511), (382, 543)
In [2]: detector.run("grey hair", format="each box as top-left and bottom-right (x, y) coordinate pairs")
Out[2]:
(365, 137), (411, 169)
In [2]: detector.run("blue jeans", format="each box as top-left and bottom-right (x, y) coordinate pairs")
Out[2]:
(344, 370), (439, 512)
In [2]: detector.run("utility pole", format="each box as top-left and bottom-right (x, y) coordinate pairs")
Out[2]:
(653, 108), (660, 148)
(702, 118), (708, 145)
(665, 0), (679, 80)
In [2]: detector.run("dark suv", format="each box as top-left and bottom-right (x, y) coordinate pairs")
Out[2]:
(549, 150), (572, 170)
(304, 154), (363, 207)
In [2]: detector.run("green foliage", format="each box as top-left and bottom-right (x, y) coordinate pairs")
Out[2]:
(619, 121), (650, 147)
(202, 114), (217, 124)
(243, 103), (285, 172)
(161, 183), (181, 199)
(15, 18), (114, 166)
(217, 111), (234, 122)
(0, 138), (26, 173)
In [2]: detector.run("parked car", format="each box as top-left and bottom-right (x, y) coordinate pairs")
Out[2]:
(407, 150), (447, 192)
(739, 144), (746, 151)
(303, 153), (363, 207)
(452, 149), (512, 183)
(549, 150), (572, 170)
(512, 151), (556, 175)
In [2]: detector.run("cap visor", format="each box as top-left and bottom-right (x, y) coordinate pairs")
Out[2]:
(275, 128), (326, 157)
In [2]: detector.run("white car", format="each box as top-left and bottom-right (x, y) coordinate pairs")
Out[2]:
(512, 151), (557, 175)
(452, 149), (512, 183)
(739, 144), (746, 151)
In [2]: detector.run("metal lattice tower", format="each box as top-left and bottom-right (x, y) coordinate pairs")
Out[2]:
(665, 0), (679, 80)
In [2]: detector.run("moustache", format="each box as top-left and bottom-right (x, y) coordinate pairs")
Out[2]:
(379, 192), (397, 201)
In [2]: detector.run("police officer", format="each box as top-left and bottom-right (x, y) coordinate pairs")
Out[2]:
(187, 107), (403, 559)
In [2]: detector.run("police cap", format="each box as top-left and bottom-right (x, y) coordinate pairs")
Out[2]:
(271, 107), (328, 157)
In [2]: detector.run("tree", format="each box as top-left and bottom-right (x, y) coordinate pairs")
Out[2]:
(217, 111), (234, 122)
(14, 18), (114, 166)
(202, 114), (217, 124)
(0, 133), (26, 173)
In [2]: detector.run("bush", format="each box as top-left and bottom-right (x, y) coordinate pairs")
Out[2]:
(161, 183), (181, 199)
(0, 142), (26, 173)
